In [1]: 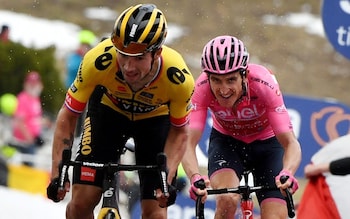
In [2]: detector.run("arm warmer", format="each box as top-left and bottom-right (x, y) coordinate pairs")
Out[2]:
(329, 157), (350, 176)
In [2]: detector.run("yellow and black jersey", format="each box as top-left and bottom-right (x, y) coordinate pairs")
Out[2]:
(64, 38), (194, 127)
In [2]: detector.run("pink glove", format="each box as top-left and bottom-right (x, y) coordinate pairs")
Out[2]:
(189, 174), (208, 200)
(276, 169), (299, 194)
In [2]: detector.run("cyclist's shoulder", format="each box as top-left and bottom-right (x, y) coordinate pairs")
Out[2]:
(80, 39), (118, 76)
(247, 63), (273, 77)
(84, 38), (117, 64)
(161, 45), (183, 59)
(247, 64), (280, 91)
(161, 45), (193, 74)
(159, 46), (194, 90)
(195, 73), (209, 87)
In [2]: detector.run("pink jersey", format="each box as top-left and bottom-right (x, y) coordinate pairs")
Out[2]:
(190, 64), (293, 143)
(13, 91), (42, 141)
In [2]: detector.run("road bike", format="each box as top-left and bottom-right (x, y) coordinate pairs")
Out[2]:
(57, 148), (169, 219)
(195, 171), (296, 219)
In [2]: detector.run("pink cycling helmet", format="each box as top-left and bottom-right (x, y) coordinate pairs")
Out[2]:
(201, 35), (249, 74)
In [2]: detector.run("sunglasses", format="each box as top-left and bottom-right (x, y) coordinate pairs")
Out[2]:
(112, 35), (148, 56)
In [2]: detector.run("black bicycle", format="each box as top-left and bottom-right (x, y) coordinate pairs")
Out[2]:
(195, 171), (296, 219)
(58, 148), (169, 219)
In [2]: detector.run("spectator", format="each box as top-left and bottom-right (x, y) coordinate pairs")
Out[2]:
(298, 134), (350, 218)
(305, 157), (350, 177)
(11, 71), (45, 166)
(65, 29), (96, 89)
(0, 25), (10, 43)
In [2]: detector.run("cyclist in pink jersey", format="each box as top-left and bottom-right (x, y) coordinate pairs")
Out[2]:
(182, 35), (302, 218)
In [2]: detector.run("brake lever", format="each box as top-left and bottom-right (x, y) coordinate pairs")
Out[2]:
(280, 175), (296, 218)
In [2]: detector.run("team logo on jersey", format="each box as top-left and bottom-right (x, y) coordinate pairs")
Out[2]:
(77, 62), (83, 83)
(275, 104), (287, 113)
(140, 91), (154, 99)
(95, 46), (113, 71)
(167, 67), (189, 84)
(251, 77), (274, 90)
(70, 84), (78, 93)
(198, 78), (209, 86)
(107, 92), (158, 114)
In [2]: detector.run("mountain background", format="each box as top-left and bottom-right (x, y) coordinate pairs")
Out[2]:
(1, 0), (350, 106)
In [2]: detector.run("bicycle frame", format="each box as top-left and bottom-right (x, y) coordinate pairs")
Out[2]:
(58, 149), (169, 219)
(195, 171), (295, 219)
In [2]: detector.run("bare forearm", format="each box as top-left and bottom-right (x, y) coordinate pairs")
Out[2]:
(182, 146), (200, 180)
(304, 163), (329, 177)
(51, 107), (77, 178)
(277, 132), (302, 174)
(163, 125), (188, 183)
(283, 141), (302, 174)
(181, 128), (202, 180)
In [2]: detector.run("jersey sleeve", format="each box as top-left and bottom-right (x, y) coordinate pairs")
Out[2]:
(329, 157), (350, 175)
(258, 67), (294, 135)
(168, 72), (194, 127)
(166, 49), (195, 127)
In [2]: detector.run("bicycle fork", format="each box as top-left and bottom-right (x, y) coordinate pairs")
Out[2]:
(97, 168), (121, 219)
(240, 198), (254, 219)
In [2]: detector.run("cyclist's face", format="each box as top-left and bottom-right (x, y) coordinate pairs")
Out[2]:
(117, 51), (159, 84)
(208, 71), (243, 108)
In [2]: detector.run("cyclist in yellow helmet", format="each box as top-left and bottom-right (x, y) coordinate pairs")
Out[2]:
(47, 4), (194, 219)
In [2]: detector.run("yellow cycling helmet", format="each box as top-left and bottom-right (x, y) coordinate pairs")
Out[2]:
(111, 4), (167, 56)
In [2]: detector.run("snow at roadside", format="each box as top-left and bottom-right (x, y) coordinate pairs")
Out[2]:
(0, 8), (187, 59)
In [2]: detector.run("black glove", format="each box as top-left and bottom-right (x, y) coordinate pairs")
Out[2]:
(47, 177), (61, 202)
(47, 176), (70, 202)
(165, 184), (177, 207)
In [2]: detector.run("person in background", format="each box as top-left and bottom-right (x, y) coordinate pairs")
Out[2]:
(305, 157), (350, 177)
(65, 29), (96, 137)
(12, 71), (44, 166)
(298, 134), (350, 218)
(181, 35), (302, 219)
(46, 4), (194, 219)
(65, 29), (96, 89)
(0, 25), (10, 43)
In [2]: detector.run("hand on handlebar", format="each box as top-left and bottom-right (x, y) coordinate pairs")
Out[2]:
(47, 176), (70, 202)
(275, 169), (299, 194)
(155, 184), (177, 208)
(189, 174), (210, 202)
(47, 158), (71, 203)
